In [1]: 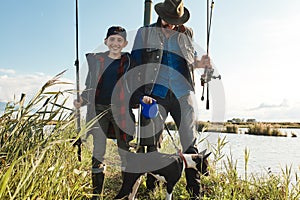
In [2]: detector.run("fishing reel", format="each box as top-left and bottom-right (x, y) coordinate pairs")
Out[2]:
(200, 67), (221, 108)
(201, 67), (221, 86)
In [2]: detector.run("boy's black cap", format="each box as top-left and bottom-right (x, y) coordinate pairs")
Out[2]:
(105, 26), (127, 40)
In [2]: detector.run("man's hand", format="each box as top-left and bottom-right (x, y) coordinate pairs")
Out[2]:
(195, 55), (212, 69)
(141, 96), (156, 104)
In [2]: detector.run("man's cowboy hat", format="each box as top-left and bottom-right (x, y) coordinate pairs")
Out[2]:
(155, 0), (190, 25)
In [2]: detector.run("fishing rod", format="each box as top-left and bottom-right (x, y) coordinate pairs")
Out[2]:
(74, 0), (82, 161)
(200, 0), (221, 110)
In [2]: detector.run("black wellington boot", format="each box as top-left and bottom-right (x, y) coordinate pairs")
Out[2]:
(91, 172), (105, 200)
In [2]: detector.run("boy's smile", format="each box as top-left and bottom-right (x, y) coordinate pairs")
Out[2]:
(105, 35), (128, 59)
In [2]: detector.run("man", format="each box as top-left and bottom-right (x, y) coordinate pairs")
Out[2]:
(131, 0), (211, 198)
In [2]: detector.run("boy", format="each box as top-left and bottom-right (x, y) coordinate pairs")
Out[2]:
(74, 26), (135, 199)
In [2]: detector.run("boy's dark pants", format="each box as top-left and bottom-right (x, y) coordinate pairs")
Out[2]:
(91, 105), (131, 198)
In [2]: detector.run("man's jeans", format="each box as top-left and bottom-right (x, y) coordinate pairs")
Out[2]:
(153, 90), (197, 152)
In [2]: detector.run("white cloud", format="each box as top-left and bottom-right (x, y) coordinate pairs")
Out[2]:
(0, 71), (74, 108)
(0, 68), (16, 74)
(225, 100), (300, 122)
(249, 99), (289, 111)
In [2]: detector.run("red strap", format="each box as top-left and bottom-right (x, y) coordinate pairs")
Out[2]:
(178, 151), (188, 168)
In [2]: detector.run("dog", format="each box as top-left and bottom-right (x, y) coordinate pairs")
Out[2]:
(114, 149), (211, 200)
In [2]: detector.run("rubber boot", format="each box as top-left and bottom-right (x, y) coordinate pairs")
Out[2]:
(91, 157), (105, 199)
(91, 172), (105, 200)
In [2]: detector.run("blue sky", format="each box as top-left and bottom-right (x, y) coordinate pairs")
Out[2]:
(1, 0), (300, 122)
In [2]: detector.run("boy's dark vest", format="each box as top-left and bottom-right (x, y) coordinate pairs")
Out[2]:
(83, 52), (133, 141)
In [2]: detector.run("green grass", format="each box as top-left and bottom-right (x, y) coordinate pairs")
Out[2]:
(0, 72), (299, 199)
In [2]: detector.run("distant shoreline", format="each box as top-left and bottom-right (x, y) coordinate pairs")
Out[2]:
(206, 122), (299, 137)
(165, 121), (299, 137)
(224, 122), (300, 129)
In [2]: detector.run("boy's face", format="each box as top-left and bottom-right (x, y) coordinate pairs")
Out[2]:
(104, 35), (127, 55)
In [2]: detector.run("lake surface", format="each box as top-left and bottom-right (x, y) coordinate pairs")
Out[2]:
(197, 129), (300, 181)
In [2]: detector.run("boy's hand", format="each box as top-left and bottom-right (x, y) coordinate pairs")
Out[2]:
(73, 97), (83, 109)
(195, 55), (212, 69)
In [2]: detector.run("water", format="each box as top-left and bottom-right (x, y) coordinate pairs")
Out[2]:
(197, 129), (300, 181)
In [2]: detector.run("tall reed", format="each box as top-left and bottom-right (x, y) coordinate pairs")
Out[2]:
(246, 123), (285, 136)
(0, 73), (299, 199)
(0, 71), (92, 199)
